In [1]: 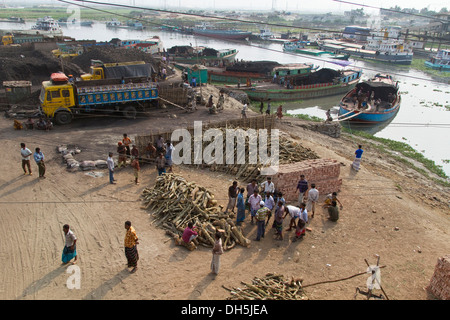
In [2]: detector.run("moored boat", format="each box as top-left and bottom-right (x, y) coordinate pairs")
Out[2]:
(319, 27), (414, 65)
(192, 23), (251, 40)
(283, 39), (350, 60)
(167, 46), (238, 66)
(337, 74), (400, 123)
(30, 16), (63, 36)
(238, 66), (362, 101)
(424, 49), (450, 71)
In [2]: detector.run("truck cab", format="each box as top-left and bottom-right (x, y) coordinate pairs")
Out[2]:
(40, 77), (76, 125)
(80, 60), (148, 81)
(80, 66), (104, 80)
(1, 35), (14, 46)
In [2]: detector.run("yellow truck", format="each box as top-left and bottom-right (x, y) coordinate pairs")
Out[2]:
(80, 60), (153, 81)
(40, 72), (158, 125)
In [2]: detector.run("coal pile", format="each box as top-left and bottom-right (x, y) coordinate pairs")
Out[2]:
(71, 46), (160, 73)
(292, 68), (340, 86)
(226, 61), (281, 74)
(0, 47), (82, 87)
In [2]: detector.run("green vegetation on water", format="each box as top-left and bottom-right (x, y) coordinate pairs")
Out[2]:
(410, 58), (450, 79)
(341, 127), (449, 185)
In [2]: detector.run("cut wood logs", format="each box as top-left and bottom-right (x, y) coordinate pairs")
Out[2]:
(141, 173), (251, 250)
(223, 273), (308, 300)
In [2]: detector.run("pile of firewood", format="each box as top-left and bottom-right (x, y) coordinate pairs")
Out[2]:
(223, 273), (308, 300)
(194, 129), (318, 182)
(141, 173), (251, 251)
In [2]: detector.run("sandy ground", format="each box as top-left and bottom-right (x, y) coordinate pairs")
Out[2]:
(0, 92), (449, 301)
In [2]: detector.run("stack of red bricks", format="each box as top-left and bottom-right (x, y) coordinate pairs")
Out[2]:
(426, 255), (450, 300)
(271, 159), (342, 203)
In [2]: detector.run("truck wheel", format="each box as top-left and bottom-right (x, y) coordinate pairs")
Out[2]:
(122, 106), (137, 119)
(54, 110), (73, 125)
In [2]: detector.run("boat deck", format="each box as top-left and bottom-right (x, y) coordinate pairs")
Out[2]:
(341, 97), (394, 113)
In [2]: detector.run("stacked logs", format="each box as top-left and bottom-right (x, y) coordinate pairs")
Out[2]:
(223, 273), (308, 300)
(199, 130), (318, 182)
(141, 173), (251, 251)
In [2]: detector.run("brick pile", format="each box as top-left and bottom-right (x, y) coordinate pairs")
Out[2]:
(426, 255), (450, 300)
(271, 159), (342, 203)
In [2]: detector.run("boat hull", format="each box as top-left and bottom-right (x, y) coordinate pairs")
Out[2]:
(338, 101), (400, 123)
(424, 61), (450, 71)
(192, 30), (251, 40)
(242, 79), (360, 101)
(319, 42), (413, 65)
(171, 51), (238, 64)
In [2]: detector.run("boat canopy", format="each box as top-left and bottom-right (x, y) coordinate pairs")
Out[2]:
(355, 81), (398, 99)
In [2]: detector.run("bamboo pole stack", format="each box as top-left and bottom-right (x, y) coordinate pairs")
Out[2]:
(223, 273), (308, 300)
(141, 173), (251, 251)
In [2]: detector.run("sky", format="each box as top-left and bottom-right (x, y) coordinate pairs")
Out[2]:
(5, 0), (448, 13)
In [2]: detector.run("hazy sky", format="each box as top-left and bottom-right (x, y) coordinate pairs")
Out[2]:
(8, 0), (449, 13)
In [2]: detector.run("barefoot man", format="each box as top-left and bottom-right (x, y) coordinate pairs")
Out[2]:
(124, 221), (139, 273)
(62, 224), (77, 264)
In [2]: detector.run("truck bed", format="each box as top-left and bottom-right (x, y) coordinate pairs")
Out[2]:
(77, 81), (158, 107)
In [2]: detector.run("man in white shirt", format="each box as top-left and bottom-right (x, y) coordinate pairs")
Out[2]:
(62, 224), (77, 264)
(264, 192), (275, 226)
(248, 190), (262, 225)
(20, 143), (33, 175)
(107, 152), (116, 184)
(307, 183), (319, 218)
(284, 205), (301, 231)
(261, 177), (275, 195)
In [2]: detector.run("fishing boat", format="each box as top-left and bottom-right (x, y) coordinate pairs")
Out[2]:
(337, 74), (400, 123)
(424, 49), (450, 71)
(283, 39), (350, 60)
(237, 66), (362, 101)
(167, 46), (238, 65)
(192, 23), (251, 40)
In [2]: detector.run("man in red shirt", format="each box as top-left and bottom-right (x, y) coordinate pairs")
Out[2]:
(182, 222), (198, 244)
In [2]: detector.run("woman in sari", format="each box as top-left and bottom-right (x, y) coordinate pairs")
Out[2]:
(211, 232), (223, 275)
(236, 188), (246, 225)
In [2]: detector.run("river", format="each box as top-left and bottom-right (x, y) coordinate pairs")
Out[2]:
(3, 21), (450, 176)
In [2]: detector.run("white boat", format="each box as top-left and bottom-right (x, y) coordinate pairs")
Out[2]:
(258, 27), (274, 40)
(106, 19), (122, 28)
(319, 26), (414, 65)
(31, 16), (62, 34)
